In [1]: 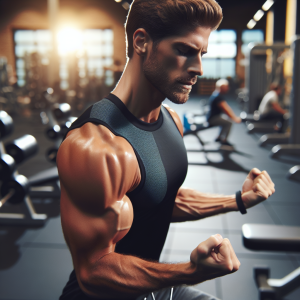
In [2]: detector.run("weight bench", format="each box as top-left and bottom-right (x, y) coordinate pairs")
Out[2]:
(259, 133), (290, 147)
(287, 165), (300, 181)
(242, 223), (300, 300)
(240, 111), (261, 122)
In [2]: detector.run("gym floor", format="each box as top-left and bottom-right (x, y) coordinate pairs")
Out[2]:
(0, 96), (299, 300)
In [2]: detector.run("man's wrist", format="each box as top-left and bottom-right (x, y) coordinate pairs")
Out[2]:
(236, 191), (247, 214)
(185, 261), (206, 285)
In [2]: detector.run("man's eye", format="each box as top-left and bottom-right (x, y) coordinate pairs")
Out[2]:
(177, 49), (188, 56)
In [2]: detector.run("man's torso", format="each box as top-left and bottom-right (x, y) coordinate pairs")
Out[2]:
(59, 94), (188, 299)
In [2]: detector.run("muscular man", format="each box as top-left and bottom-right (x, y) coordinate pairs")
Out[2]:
(57, 1), (275, 299)
(206, 79), (241, 146)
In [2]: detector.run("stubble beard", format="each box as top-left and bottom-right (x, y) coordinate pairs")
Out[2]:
(143, 52), (192, 105)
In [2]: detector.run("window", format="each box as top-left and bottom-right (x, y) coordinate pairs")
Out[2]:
(14, 29), (114, 89)
(241, 30), (264, 55)
(201, 29), (237, 79)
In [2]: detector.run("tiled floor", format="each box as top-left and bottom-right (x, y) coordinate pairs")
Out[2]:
(0, 96), (299, 300)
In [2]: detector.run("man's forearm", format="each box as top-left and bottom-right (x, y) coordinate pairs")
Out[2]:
(172, 187), (239, 222)
(78, 252), (199, 299)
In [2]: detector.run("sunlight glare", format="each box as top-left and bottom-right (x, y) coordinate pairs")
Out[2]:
(57, 28), (83, 55)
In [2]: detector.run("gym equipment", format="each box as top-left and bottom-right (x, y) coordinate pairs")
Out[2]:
(5, 134), (38, 164)
(245, 43), (290, 114)
(259, 133), (290, 147)
(0, 167), (60, 226)
(271, 37), (300, 159)
(242, 223), (300, 300)
(43, 102), (73, 163)
(0, 154), (16, 180)
(0, 110), (60, 226)
(287, 165), (300, 181)
(45, 105), (76, 163)
(246, 121), (278, 134)
(0, 175), (48, 226)
(0, 110), (13, 138)
(46, 116), (76, 140)
(183, 112), (217, 145)
(240, 111), (260, 122)
(52, 103), (71, 120)
(0, 135), (39, 180)
(0, 174), (29, 206)
(60, 116), (77, 137)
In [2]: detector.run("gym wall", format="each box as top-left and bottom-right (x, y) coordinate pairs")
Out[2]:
(0, 0), (128, 74)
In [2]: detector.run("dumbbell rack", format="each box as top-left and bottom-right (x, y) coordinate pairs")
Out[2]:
(0, 110), (61, 226)
(0, 139), (48, 226)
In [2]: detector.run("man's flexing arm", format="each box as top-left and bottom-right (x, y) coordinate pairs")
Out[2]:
(163, 105), (275, 223)
(57, 122), (240, 299)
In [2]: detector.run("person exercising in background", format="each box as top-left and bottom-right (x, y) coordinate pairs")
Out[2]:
(57, 1), (275, 300)
(206, 79), (241, 146)
(258, 83), (288, 132)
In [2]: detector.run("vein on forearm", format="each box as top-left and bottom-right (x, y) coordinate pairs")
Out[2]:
(173, 187), (238, 222)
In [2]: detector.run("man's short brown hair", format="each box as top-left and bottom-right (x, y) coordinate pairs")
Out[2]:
(125, 0), (223, 58)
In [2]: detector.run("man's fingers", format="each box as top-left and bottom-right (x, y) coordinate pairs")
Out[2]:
(255, 178), (273, 197)
(253, 183), (270, 199)
(261, 171), (275, 192)
(191, 234), (223, 264)
(217, 238), (240, 272)
(249, 168), (261, 179)
(228, 240), (241, 272)
(258, 173), (275, 194)
(198, 234), (223, 255)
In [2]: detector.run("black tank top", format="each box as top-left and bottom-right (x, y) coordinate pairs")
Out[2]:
(60, 93), (188, 299)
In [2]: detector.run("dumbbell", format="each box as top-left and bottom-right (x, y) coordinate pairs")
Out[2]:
(46, 117), (76, 140)
(5, 134), (38, 164)
(0, 110), (16, 179)
(0, 174), (29, 207)
(60, 117), (76, 137)
(52, 103), (71, 120)
(0, 154), (16, 180)
(0, 135), (38, 180)
(0, 110), (13, 139)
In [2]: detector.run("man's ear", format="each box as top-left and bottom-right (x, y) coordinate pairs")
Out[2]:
(132, 28), (152, 56)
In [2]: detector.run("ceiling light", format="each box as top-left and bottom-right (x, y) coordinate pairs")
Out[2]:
(247, 19), (257, 29)
(253, 9), (265, 21)
(262, 0), (274, 11)
(115, 0), (122, 2)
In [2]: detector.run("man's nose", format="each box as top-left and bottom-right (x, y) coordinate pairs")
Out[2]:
(187, 54), (203, 77)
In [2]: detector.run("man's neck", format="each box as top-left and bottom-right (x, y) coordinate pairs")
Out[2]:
(111, 58), (165, 123)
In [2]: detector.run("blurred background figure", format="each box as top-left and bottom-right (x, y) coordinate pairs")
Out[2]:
(258, 83), (289, 132)
(206, 79), (241, 146)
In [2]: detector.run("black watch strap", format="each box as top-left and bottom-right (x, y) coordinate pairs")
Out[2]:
(236, 191), (247, 214)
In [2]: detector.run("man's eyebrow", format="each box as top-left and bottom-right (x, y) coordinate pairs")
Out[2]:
(174, 42), (207, 53)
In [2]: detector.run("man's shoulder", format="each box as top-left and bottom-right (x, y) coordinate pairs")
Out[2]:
(58, 123), (139, 180)
(162, 104), (183, 136)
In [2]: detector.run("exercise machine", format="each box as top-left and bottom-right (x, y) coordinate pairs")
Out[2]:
(242, 223), (300, 300)
(245, 43), (290, 114)
(271, 37), (300, 159)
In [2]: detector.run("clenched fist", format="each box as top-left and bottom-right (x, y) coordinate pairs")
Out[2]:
(190, 234), (240, 282)
(241, 168), (275, 209)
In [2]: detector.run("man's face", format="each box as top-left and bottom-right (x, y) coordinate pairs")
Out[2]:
(143, 26), (212, 104)
(220, 84), (229, 94)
